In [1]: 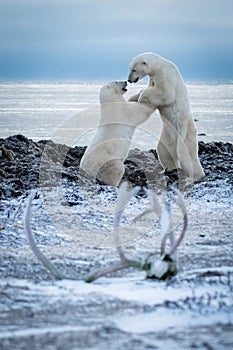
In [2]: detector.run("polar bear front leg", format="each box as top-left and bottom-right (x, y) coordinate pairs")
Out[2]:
(128, 90), (143, 102)
(138, 85), (175, 109)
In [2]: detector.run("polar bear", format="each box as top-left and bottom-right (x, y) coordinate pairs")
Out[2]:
(80, 81), (153, 186)
(128, 52), (205, 182)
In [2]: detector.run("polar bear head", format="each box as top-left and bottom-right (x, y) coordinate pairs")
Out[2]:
(128, 52), (161, 83)
(99, 81), (128, 103)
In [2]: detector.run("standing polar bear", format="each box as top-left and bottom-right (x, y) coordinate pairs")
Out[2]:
(128, 52), (205, 182)
(80, 81), (153, 186)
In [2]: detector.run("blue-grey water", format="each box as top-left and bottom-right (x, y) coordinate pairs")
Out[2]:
(0, 82), (232, 148)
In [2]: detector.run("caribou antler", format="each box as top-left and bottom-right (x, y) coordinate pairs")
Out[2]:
(24, 183), (187, 282)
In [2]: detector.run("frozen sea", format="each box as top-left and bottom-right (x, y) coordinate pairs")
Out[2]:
(0, 81), (233, 148)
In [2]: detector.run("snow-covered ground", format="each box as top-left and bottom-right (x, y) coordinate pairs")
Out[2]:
(0, 176), (232, 349)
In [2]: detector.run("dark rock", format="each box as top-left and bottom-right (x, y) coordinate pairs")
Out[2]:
(0, 135), (232, 199)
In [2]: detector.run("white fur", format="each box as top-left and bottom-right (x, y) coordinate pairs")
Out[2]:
(128, 52), (205, 181)
(80, 81), (153, 186)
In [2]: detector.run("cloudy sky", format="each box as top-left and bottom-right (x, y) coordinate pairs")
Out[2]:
(0, 0), (232, 81)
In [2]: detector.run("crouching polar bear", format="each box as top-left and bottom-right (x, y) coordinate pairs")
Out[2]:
(80, 81), (153, 186)
(128, 52), (205, 182)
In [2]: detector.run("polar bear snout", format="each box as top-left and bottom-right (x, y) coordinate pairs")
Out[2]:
(115, 81), (127, 92)
(128, 71), (139, 83)
(128, 77), (139, 83)
(121, 81), (128, 92)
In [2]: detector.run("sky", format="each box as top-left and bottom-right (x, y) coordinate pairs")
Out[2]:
(0, 0), (232, 81)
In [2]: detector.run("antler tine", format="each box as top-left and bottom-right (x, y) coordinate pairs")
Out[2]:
(24, 190), (64, 280)
(85, 259), (143, 283)
(160, 232), (172, 257)
(168, 187), (188, 256)
(85, 182), (144, 282)
(133, 190), (161, 223)
(160, 187), (187, 257)
(113, 213), (127, 262)
(159, 190), (174, 256)
(113, 181), (141, 262)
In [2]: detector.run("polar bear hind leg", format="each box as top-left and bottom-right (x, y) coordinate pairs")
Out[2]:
(157, 128), (177, 171)
(184, 135), (205, 181)
(97, 159), (125, 187)
(175, 132), (204, 182)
